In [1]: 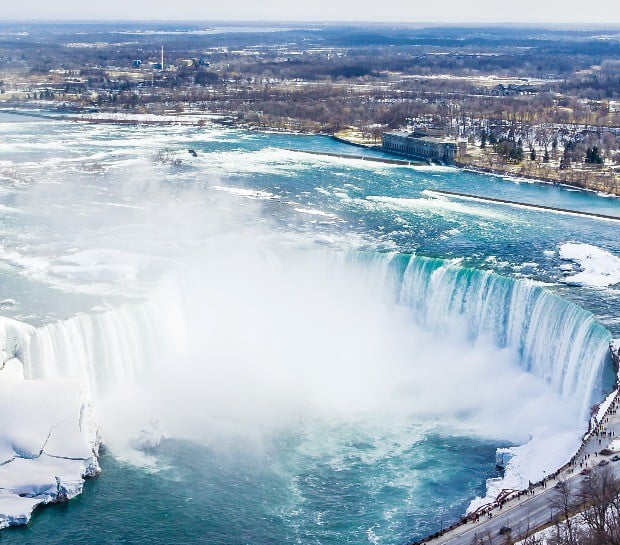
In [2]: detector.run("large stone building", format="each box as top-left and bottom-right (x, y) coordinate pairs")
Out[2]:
(381, 129), (462, 163)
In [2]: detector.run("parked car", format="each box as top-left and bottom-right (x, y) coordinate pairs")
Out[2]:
(611, 455), (620, 462)
(599, 459), (610, 466)
(580, 468), (592, 475)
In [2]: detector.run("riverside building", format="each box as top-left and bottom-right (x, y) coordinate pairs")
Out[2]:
(381, 128), (463, 163)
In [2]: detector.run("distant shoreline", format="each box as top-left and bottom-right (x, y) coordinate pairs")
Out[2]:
(2, 105), (619, 198)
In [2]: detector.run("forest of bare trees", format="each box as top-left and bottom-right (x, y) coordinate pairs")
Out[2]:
(1, 23), (619, 193)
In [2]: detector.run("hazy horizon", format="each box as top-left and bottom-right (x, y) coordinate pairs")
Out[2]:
(1, 0), (620, 26)
(1, 20), (620, 28)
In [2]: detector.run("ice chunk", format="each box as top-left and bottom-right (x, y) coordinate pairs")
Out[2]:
(0, 354), (100, 529)
(559, 243), (620, 288)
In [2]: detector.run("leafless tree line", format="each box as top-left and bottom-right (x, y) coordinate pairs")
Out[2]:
(471, 467), (620, 545)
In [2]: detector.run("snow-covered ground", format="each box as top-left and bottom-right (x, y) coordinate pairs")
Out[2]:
(612, 338), (620, 359)
(559, 243), (620, 288)
(0, 318), (99, 529)
(468, 427), (581, 513)
(68, 112), (225, 125)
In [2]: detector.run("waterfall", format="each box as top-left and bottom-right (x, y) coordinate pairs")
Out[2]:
(0, 252), (612, 418)
(20, 304), (159, 394)
(389, 254), (612, 417)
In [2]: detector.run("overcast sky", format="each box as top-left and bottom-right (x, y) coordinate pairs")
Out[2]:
(1, 0), (620, 25)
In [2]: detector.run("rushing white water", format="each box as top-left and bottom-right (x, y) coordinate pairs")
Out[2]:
(2, 251), (611, 423)
(0, 244), (613, 533)
(389, 254), (612, 418)
(21, 304), (158, 394)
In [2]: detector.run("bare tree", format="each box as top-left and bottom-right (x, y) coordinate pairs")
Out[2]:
(551, 479), (578, 545)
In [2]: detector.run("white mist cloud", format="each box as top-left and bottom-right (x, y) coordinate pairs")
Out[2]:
(94, 242), (580, 459)
(10, 152), (581, 499)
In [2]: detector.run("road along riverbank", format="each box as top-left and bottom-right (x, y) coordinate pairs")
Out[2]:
(411, 377), (620, 545)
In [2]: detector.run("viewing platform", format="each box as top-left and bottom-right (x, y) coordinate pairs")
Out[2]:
(411, 378), (620, 545)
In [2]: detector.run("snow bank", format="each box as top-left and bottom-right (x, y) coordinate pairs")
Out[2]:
(468, 427), (581, 513)
(559, 243), (620, 288)
(611, 338), (620, 360)
(594, 389), (617, 424)
(0, 316), (34, 366)
(0, 326), (99, 530)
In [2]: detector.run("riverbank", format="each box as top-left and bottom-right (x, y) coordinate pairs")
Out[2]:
(411, 342), (620, 545)
(329, 131), (620, 197)
(456, 160), (620, 198)
(3, 105), (618, 197)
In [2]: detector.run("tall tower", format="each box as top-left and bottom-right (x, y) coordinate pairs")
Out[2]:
(160, 45), (164, 70)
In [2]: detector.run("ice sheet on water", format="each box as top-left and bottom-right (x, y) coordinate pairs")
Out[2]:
(0, 334), (99, 529)
(559, 242), (620, 288)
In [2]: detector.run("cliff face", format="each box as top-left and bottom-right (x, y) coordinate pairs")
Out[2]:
(611, 340), (620, 376)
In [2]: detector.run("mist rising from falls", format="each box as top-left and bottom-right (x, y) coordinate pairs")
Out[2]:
(1, 248), (610, 457)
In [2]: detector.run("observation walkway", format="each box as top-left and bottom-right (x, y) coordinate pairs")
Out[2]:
(412, 388), (620, 545)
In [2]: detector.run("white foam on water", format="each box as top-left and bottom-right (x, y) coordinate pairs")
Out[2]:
(293, 207), (339, 218)
(365, 194), (507, 221)
(211, 185), (277, 200)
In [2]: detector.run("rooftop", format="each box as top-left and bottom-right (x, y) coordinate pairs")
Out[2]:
(384, 131), (456, 145)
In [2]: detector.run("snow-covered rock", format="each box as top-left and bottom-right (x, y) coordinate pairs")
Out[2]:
(559, 243), (620, 288)
(0, 354), (100, 529)
(133, 421), (164, 452)
(612, 339), (620, 374)
(495, 448), (513, 471)
(468, 428), (581, 513)
(0, 316), (33, 367)
(611, 339), (620, 360)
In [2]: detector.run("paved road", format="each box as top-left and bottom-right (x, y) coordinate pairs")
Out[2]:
(419, 391), (620, 545)
(438, 474), (590, 544)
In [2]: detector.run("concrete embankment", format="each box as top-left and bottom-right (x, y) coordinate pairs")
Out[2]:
(283, 148), (423, 166)
(428, 189), (620, 223)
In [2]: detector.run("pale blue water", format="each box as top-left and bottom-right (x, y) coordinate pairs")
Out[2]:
(0, 111), (618, 544)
